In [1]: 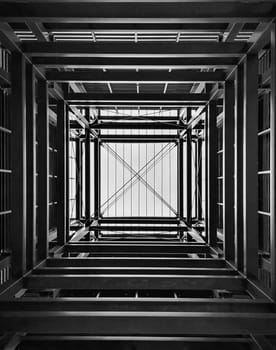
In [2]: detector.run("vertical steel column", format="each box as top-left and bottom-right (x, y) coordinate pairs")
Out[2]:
(10, 52), (27, 277)
(270, 24), (276, 300)
(243, 54), (259, 278)
(223, 80), (235, 261)
(37, 78), (49, 261)
(76, 137), (82, 221)
(94, 137), (100, 220)
(177, 137), (184, 220)
(186, 108), (192, 226)
(208, 100), (218, 247)
(26, 63), (36, 270)
(85, 108), (91, 226)
(65, 105), (70, 241)
(178, 134), (184, 240)
(204, 111), (209, 241)
(234, 64), (244, 271)
(197, 137), (203, 220)
(57, 100), (67, 246)
(194, 141), (198, 219)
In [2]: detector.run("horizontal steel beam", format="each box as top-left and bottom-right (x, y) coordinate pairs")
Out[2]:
(64, 243), (209, 253)
(0, 2), (273, 22)
(0, 299), (271, 313)
(98, 116), (180, 121)
(89, 122), (186, 130)
(47, 71), (225, 83)
(87, 225), (187, 231)
(34, 266), (237, 276)
(32, 57), (238, 69)
(17, 335), (256, 350)
(70, 135), (180, 142)
(70, 102), (205, 107)
(22, 42), (249, 57)
(66, 93), (209, 103)
(1, 311), (276, 334)
(24, 275), (245, 290)
(100, 135), (180, 142)
(46, 257), (226, 268)
(99, 217), (180, 224)
(99, 135), (180, 143)
(40, 22), (253, 31)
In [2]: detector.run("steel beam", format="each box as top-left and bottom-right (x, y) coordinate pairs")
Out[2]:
(46, 257), (226, 268)
(197, 138), (203, 220)
(26, 22), (48, 42)
(25, 275), (245, 291)
(22, 42), (249, 58)
(270, 24), (276, 301)
(16, 335), (256, 350)
(90, 121), (186, 130)
(223, 23), (244, 42)
(65, 106), (70, 241)
(186, 108), (192, 226)
(88, 225), (186, 232)
(85, 109), (91, 226)
(207, 100), (217, 247)
(26, 63), (36, 270)
(66, 93), (209, 103)
(10, 52), (27, 278)
(37, 78), (49, 261)
(94, 136), (100, 220)
(204, 110), (209, 243)
(34, 266), (236, 276)
(0, 333), (23, 350)
(70, 103), (206, 108)
(75, 138), (82, 221)
(47, 71), (225, 83)
(32, 57), (238, 69)
(250, 335), (275, 350)
(33, 22), (246, 31)
(99, 135), (179, 143)
(64, 243), (208, 253)
(98, 115), (180, 121)
(223, 80), (235, 261)
(0, 68), (10, 88)
(243, 55), (259, 279)
(177, 138), (184, 220)
(99, 217), (179, 224)
(57, 100), (67, 246)
(0, 2), (273, 22)
(234, 64), (244, 271)
(1, 311), (276, 335)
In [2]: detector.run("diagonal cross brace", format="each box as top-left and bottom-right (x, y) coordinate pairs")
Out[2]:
(103, 143), (177, 215)
(101, 143), (176, 214)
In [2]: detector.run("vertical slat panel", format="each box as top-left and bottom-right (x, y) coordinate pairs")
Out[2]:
(223, 79), (235, 261)
(37, 78), (49, 261)
(10, 52), (26, 277)
(243, 54), (259, 278)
